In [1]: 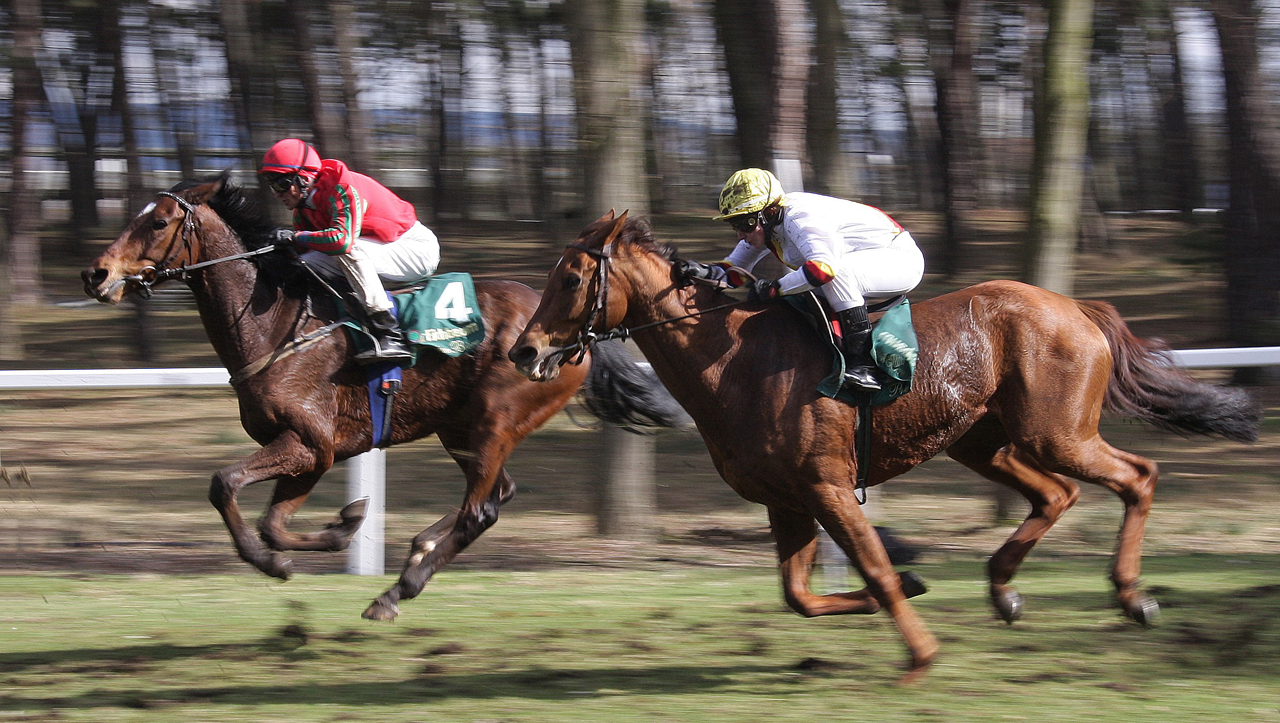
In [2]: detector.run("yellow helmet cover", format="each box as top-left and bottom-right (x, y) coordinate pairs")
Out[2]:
(714, 168), (785, 220)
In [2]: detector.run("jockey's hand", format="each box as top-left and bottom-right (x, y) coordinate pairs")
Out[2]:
(270, 228), (297, 248)
(673, 259), (727, 287)
(747, 278), (781, 303)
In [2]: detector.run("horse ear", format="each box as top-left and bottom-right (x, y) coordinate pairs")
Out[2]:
(185, 174), (227, 206)
(592, 209), (617, 226)
(602, 209), (629, 249)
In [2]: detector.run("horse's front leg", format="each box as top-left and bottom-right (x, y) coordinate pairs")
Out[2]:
(258, 472), (366, 552)
(769, 505), (926, 617)
(208, 431), (320, 580)
(363, 449), (517, 622)
(802, 467), (939, 680)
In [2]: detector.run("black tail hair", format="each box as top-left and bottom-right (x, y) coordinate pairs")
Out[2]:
(581, 339), (691, 433)
(1077, 300), (1260, 443)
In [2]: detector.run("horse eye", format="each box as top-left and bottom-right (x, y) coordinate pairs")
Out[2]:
(151, 218), (169, 231)
(563, 274), (582, 292)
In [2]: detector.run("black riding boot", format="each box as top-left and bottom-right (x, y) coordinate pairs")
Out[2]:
(356, 309), (413, 364)
(835, 306), (881, 392)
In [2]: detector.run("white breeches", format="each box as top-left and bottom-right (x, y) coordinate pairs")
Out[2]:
(302, 222), (440, 313)
(819, 232), (925, 312)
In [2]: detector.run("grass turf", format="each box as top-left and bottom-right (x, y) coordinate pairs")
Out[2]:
(2, 555), (1278, 722)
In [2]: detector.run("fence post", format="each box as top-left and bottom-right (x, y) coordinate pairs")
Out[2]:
(596, 424), (657, 542)
(346, 450), (386, 575)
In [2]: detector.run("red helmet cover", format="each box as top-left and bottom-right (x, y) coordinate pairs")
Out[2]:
(259, 139), (321, 180)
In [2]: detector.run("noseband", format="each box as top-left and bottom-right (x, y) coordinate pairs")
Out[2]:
(122, 190), (277, 298)
(561, 241), (617, 365)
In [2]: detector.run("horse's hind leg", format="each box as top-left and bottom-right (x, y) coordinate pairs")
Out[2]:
(768, 505), (925, 617)
(947, 425), (1081, 624)
(1035, 436), (1160, 626)
(363, 432), (518, 622)
(258, 472), (365, 552)
(208, 431), (321, 580)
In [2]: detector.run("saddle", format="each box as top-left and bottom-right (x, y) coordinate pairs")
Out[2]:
(784, 292), (919, 503)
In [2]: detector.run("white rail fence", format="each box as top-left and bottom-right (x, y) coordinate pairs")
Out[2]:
(2, 346), (1276, 576)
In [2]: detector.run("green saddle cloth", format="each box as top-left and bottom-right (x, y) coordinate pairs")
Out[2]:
(393, 272), (486, 358)
(345, 272), (486, 365)
(784, 293), (918, 407)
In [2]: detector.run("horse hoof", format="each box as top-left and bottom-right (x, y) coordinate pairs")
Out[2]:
(362, 599), (399, 622)
(339, 498), (369, 526)
(1125, 594), (1160, 628)
(992, 587), (1023, 624)
(899, 646), (937, 686)
(899, 571), (928, 599)
(260, 553), (293, 581)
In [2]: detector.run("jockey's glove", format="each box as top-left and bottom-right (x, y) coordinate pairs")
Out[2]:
(747, 278), (781, 303)
(673, 259), (728, 287)
(270, 228), (297, 248)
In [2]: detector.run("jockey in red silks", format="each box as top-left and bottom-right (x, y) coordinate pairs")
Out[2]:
(259, 138), (439, 364)
(676, 168), (925, 392)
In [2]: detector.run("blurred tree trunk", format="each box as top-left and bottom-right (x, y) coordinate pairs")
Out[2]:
(807, 0), (855, 198)
(565, 0), (650, 215)
(531, 29), (552, 220)
(924, 0), (981, 278)
(1210, 0), (1280, 364)
(148, 7), (198, 180)
(219, 0), (273, 204)
(288, 0), (349, 160)
(1023, 0), (1093, 297)
(496, 31), (533, 219)
(891, 2), (942, 211)
(713, 0), (809, 188)
(2, 0), (45, 355)
(565, 0), (651, 537)
(1151, 4), (1198, 216)
(105, 0), (156, 362)
(431, 4), (465, 219)
(9, 0), (45, 309)
(332, 0), (372, 173)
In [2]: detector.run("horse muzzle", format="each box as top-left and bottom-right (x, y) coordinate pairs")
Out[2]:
(508, 341), (577, 382)
(81, 265), (129, 304)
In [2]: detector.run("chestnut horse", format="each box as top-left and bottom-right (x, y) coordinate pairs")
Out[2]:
(82, 177), (683, 621)
(509, 211), (1258, 677)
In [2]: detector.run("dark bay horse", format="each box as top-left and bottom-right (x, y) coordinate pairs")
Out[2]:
(82, 177), (682, 621)
(509, 211), (1259, 677)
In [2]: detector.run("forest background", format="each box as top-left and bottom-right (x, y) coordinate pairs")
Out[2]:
(1, 0), (1279, 366)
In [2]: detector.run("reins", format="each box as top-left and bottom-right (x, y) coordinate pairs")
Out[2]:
(556, 241), (749, 362)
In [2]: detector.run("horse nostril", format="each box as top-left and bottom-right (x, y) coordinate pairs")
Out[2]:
(82, 267), (108, 291)
(508, 345), (536, 366)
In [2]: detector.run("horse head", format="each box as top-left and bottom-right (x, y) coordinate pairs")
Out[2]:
(82, 175), (229, 304)
(509, 209), (638, 381)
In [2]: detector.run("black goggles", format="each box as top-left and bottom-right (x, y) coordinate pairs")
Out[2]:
(265, 173), (299, 194)
(728, 215), (759, 233)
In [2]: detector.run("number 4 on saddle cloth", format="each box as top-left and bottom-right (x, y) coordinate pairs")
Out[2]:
(347, 272), (486, 448)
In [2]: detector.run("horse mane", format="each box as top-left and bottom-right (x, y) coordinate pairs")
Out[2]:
(582, 213), (680, 261)
(170, 174), (278, 250)
(171, 174), (310, 298)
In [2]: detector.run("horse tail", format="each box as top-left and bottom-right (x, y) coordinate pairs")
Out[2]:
(1076, 300), (1259, 443)
(580, 339), (692, 432)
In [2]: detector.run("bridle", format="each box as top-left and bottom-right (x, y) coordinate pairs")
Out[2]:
(120, 190), (277, 299)
(550, 240), (748, 366)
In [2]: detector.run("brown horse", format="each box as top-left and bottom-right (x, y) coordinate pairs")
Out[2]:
(81, 177), (683, 621)
(509, 211), (1259, 677)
